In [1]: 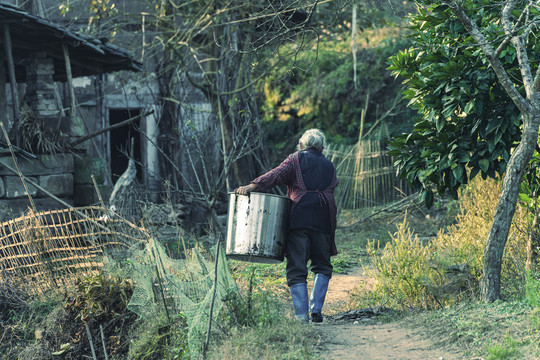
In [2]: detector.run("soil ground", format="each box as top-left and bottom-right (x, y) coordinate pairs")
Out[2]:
(313, 268), (465, 360)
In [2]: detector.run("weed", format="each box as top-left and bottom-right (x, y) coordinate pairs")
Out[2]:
(222, 286), (281, 327)
(355, 176), (533, 311)
(525, 271), (540, 308)
(331, 256), (354, 274)
(207, 316), (319, 360)
(127, 314), (188, 360)
(211, 260), (321, 359)
(364, 218), (441, 309)
(0, 283), (61, 359)
(525, 272), (540, 331)
(408, 300), (540, 359)
(65, 273), (132, 322)
(225, 262), (286, 327)
(486, 335), (519, 360)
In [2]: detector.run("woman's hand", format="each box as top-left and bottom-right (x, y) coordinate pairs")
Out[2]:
(235, 183), (258, 195)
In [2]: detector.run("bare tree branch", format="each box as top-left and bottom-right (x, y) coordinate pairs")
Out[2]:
(501, 0), (535, 98)
(493, 0), (532, 57)
(442, 0), (530, 113)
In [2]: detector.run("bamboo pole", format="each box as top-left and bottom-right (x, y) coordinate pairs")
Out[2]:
(85, 323), (98, 360)
(202, 236), (222, 359)
(361, 147), (364, 208)
(351, 2), (358, 89)
(3, 24), (19, 145)
(370, 141), (375, 206)
(330, 140), (413, 210)
(62, 44), (77, 118)
(0, 122), (37, 212)
(100, 325), (109, 360)
(0, 53), (7, 131)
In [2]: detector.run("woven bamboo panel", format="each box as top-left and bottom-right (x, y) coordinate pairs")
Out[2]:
(327, 140), (412, 210)
(0, 206), (149, 296)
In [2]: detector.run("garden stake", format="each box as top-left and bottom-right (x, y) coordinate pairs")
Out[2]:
(85, 323), (98, 360)
(91, 174), (106, 208)
(150, 243), (171, 323)
(100, 325), (109, 360)
(202, 235), (221, 359)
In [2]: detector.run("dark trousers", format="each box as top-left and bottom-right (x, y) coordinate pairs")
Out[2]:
(285, 228), (333, 286)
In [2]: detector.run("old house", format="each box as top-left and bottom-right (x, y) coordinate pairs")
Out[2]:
(0, 1), (222, 229)
(0, 1), (144, 219)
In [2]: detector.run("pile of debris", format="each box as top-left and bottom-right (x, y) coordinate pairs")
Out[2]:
(327, 306), (391, 323)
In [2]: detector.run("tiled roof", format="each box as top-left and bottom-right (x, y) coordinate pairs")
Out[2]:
(0, 1), (142, 82)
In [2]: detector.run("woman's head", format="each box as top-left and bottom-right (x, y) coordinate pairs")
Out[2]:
(298, 129), (326, 152)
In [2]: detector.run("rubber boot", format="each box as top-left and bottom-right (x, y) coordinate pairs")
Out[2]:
(289, 282), (309, 323)
(310, 273), (330, 323)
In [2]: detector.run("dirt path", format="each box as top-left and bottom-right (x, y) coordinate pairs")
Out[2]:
(314, 268), (464, 360)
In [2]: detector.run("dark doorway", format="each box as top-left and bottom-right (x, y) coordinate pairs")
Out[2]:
(109, 109), (142, 184)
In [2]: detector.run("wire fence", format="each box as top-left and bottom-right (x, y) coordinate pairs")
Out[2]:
(327, 140), (412, 210)
(0, 204), (234, 357)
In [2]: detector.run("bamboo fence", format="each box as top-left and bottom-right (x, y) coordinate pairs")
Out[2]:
(0, 206), (149, 296)
(327, 140), (412, 210)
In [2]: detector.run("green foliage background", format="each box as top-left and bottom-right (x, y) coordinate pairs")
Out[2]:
(256, 27), (416, 158)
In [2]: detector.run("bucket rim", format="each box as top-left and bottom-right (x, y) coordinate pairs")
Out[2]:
(228, 191), (289, 200)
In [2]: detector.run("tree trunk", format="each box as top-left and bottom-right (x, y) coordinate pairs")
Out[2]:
(157, 59), (181, 189)
(211, 24), (265, 190)
(482, 111), (540, 301)
(435, 0), (540, 301)
(526, 202), (540, 271)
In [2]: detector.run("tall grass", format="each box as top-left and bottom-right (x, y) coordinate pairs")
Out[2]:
(366, 218), (439, 309)
(354, 176), (531, 309)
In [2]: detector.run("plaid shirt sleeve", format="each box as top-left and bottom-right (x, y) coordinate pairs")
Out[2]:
(251, 153), (295, 191)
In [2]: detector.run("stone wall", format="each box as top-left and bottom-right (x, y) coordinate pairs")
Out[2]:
(73, 155), (111, 206)
(0, 154), (74, 221)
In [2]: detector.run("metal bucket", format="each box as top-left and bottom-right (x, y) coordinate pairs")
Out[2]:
(226, 192), (290, 263)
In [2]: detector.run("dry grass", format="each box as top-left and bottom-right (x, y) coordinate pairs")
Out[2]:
(17, 104), (71, 155)
(207, 316), (319, 360)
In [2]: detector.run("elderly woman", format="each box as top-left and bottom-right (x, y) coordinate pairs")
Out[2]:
(235, 129), (338, 323)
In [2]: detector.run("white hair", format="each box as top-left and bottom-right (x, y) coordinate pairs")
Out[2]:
(298, 129), (326, 152)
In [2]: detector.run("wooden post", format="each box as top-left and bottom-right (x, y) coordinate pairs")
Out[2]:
(3, 24), (19, 145)
(62, 43), (77, 118)
(0, 53), (7, 131)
